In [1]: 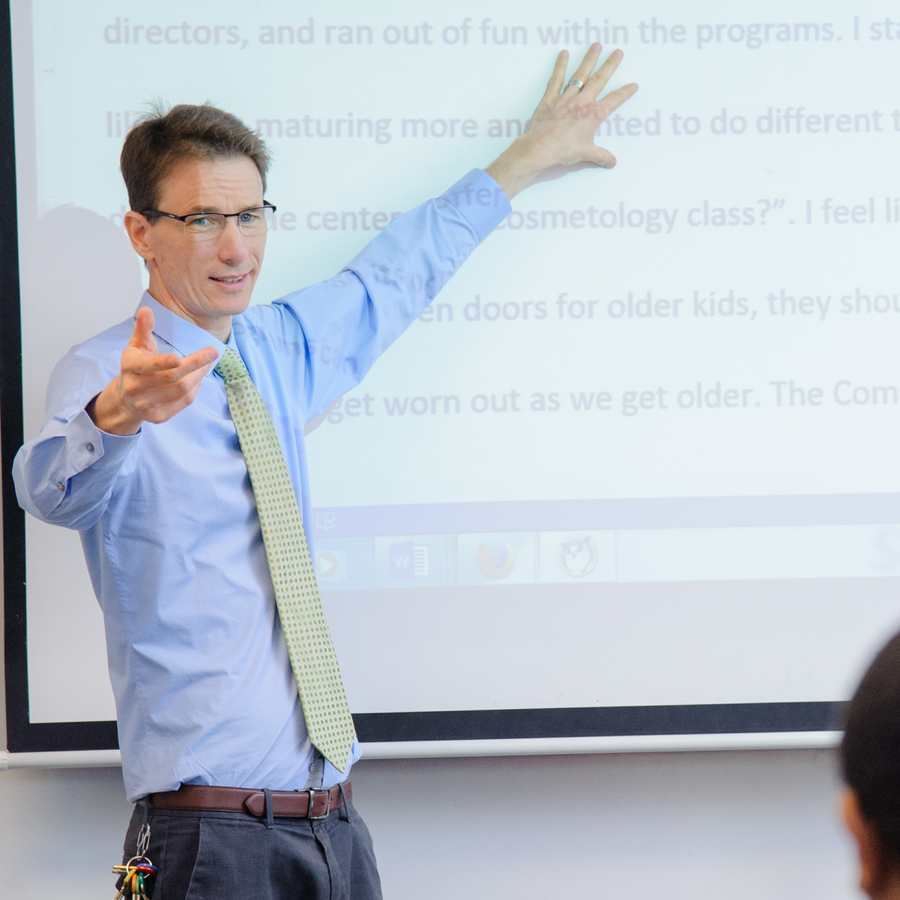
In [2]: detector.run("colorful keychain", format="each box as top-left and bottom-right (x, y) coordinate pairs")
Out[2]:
(112, 818), (157, 898)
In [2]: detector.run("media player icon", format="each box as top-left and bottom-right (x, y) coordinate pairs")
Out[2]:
(316, 551), (340, 579)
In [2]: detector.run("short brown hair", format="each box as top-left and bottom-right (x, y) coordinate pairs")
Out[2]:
(842, 629), (900, 863)
(120, 103), (270, 213)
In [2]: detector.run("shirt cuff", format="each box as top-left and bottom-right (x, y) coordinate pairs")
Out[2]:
(63, 407), (140, 479)
(439, 169), (512, 243)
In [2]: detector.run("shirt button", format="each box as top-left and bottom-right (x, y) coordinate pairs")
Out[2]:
(86, 442), (95, 452)
(56, 482), (65, 491)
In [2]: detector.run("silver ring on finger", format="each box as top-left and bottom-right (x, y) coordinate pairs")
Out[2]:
(566, 77), (585, 91)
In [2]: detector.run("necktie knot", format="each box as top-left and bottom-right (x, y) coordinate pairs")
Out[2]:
(215, 348), (250, 385)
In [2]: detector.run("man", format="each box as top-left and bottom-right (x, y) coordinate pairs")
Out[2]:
(14, 45), (636, 899)
(841, 629), (900, 900)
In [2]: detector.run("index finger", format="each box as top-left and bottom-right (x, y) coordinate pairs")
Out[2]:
(593, 82), (640, 118)
(124, 349), (186, 376)
(583, 48), (631, 102)
(182, 346), (219, 373)
(156, 346), (219, 383)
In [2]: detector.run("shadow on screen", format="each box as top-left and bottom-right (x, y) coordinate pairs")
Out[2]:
(24, 205), (143, 365)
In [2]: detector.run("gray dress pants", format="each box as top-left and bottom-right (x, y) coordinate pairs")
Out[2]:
(120, 798), (383, 900)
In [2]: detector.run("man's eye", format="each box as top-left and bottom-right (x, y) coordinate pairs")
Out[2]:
(239, 211), (262, 224)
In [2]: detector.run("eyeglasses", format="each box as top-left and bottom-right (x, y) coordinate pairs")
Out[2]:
(141, 202), (277, 242)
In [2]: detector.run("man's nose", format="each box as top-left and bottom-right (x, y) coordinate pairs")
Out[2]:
(217, 218), (249, 263)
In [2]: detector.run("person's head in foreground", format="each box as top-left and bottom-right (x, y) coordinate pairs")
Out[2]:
(842, 630), (900, 898)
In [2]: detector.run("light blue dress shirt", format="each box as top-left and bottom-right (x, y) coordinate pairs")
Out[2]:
(13, 169), (510, 803)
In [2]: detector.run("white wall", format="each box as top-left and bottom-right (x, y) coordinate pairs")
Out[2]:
(0, 749), (859, 900)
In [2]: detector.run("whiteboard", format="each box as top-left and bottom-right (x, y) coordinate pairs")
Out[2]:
(7, 0), (900, 758)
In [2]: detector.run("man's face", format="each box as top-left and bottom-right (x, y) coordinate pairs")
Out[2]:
(134, 155), (267, 337)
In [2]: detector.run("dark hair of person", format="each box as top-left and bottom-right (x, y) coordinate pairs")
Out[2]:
(842, 629), (900, 861)
(120, 102), (270, 214)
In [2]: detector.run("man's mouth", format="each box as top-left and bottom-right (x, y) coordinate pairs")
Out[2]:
(210, 274), (248, 284)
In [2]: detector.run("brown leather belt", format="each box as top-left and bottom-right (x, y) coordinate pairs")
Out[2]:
(148, 780), (351, 819)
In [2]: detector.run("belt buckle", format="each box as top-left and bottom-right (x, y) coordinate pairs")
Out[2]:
(307, 788), (330, 820)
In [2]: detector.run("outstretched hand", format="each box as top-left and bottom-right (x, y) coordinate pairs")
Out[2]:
(484, 44), (638, 199)
(88, 307), (218, 435)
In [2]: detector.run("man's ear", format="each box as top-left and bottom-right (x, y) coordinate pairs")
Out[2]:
(123, 210), (155, 264)
(842, 788), (894, 898)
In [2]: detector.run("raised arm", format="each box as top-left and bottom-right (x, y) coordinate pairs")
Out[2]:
(274, 47), (638, 419)
(485, 44), (638, 200)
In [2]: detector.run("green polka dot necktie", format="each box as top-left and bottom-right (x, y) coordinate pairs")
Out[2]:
(215, 348), (356, 772)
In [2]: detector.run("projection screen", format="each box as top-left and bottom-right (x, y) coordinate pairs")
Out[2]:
(5, 0), (900, 758)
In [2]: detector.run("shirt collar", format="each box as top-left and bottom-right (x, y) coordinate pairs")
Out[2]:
(134, 292), (232, 367)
